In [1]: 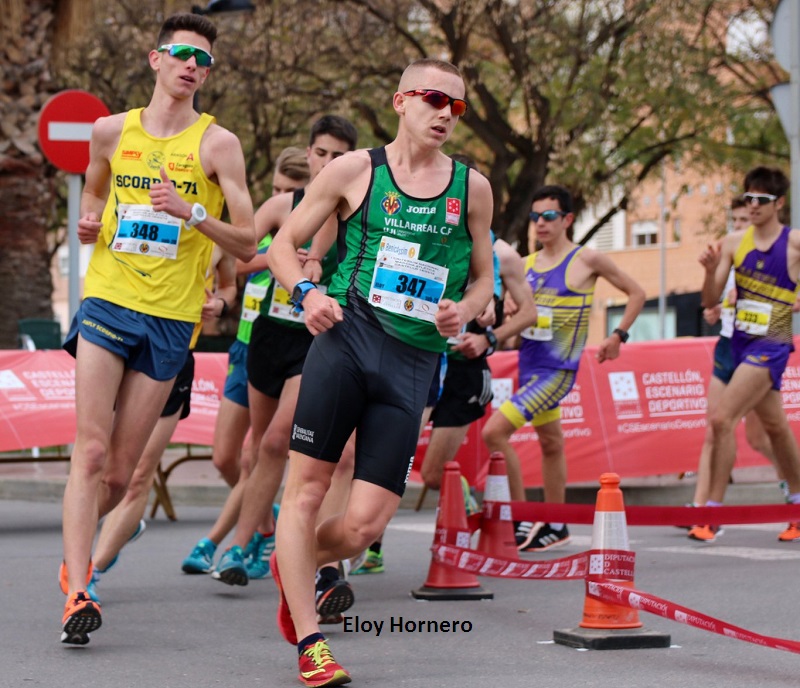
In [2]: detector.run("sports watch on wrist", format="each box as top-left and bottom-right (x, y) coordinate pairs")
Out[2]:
(186, 203), (207, 227)
(613, 327), (630, 343)
(291, 279), (318, 310)
(484, 326), (499, 356)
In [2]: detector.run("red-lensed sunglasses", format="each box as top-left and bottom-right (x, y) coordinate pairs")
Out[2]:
(402, 89), (468, 117)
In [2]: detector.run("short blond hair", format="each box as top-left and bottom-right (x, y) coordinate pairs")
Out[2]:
(275, 146), (310, 183)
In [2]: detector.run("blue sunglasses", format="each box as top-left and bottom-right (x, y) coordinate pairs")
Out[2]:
(530, 210), (566, 222)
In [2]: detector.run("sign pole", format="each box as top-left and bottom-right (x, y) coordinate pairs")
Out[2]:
(790, 0), (800, 228)
(67, 174), (82, 324)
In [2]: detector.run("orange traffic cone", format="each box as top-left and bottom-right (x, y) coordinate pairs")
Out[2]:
(553, 473), (670, 649)
(411, 461), (493, 600)
(475, 452), (519, 562)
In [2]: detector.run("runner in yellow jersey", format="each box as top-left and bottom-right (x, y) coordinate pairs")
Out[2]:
(58, 12), (255, 645)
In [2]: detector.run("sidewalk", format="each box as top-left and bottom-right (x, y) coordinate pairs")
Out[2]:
(0, 447), (787, 514)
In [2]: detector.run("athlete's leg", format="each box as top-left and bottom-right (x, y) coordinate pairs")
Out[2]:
(211, 396), (250, 487)
(535, 419), (566, 503)
(421, 425), (471, 490)
(228, 376), (300, 549)
(707, 363), (773, 503)
(63, 338), (172, 594)
(482, 411), (525, 501)
(693, 376), (727, 505)
(93, 409), (183, 571)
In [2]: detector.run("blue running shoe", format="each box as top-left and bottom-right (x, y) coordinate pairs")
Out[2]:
(181, 537), (217, 574)
(86, 568), (101, 604)
(97, 518), (147, 574)
(211, 545), (248, 586)
(245, 504), (279, 580)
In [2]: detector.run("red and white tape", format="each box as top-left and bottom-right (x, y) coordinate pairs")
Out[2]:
(432, 543), (634, 581)
(588, 581), (800, 655)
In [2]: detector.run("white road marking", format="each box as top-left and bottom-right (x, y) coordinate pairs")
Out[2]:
(645, 546), (800, 561)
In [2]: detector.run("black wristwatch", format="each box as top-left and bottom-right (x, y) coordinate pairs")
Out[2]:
(613, 328), (630, 343)
(291, 279), (317, 310)
(484, 326), (498, 355)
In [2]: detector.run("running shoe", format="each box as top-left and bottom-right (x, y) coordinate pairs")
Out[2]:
(211, 545), (249, 586)
(58, 560), (94, 596)
(315, 578), (355, 620)
(96, 518), (147, 574)
(270, 551), (297, 645)
(348, 549), (367, 575)
(181, 537), (217, 574)
(519, 523), (571, 551)
(514, 520), (538, 549)
(61, 591), (102, 645)
(298, 639), (351, 687)
(350, 550), (383, 575)
(687, 524), (723, 543)
(461, 475), (480, 517)
(778, 522), (800, 542)
(244, 532), (270, 579)
(86, 568), (101, 604)
(244, 505), (279, 579)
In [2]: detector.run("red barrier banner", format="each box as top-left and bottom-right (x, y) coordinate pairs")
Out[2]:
(414, 337), (800, 488)
(3, 338), (800, 490)
(508, 501), (800, 526)
(0, 350), (227, 453)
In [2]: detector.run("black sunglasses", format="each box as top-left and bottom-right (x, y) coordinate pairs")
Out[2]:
(530, 210), (567, 222)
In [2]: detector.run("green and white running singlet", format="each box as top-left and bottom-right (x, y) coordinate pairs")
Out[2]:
(236, 234), (272, 345)
(327, 147), (473, 353)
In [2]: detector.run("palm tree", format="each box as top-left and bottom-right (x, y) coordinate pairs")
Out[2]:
(0, 0), (91, 348)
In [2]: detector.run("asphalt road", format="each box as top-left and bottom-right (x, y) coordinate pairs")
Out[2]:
(2, 499), (799, 688)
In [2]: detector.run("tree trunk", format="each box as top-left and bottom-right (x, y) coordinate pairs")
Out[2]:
(0, 0), (60, 348)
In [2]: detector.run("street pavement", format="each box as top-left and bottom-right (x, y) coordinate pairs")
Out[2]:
(2, 493), (800, 688)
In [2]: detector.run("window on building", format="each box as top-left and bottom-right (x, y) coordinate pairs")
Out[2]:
(608, 307), (676, 342)
(631, 220), (658, 247)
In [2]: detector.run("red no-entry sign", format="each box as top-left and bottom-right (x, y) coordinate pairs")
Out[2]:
(38, 90), (111, 174)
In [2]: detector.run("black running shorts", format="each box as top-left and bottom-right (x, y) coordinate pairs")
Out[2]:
(290, 306), (438, 496)
(430, 356), (492, 428)
(246, 315), (314, 399)
(161, 350), (194, 420)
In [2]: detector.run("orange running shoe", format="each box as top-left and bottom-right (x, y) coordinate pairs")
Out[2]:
(269, 551), (297, 644)
(687, 524), (723, 543)
(58, 560), (94, 595)
(61, 591), (102, 645)
(778, 522), (800, 542)
(298, 639), (351, 687)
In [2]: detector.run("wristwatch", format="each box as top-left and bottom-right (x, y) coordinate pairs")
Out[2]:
(613, 327), (630, 343)
(484, 326), (498, 356)
(186, 203), (207, 227)
(291, 279), (318, 310)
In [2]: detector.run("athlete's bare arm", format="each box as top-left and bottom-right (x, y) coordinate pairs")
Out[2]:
(581, 248), (645, 362)
(78, 114), (126, 244)
(184, 126), (256, 262)
(437, 171), (494, 338)
(699, 233), (739, 308)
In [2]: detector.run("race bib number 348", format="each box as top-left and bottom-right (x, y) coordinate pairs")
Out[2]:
(113, 204), (182, 259)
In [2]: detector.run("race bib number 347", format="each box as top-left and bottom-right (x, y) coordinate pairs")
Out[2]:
(369, 236), (448, 323)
